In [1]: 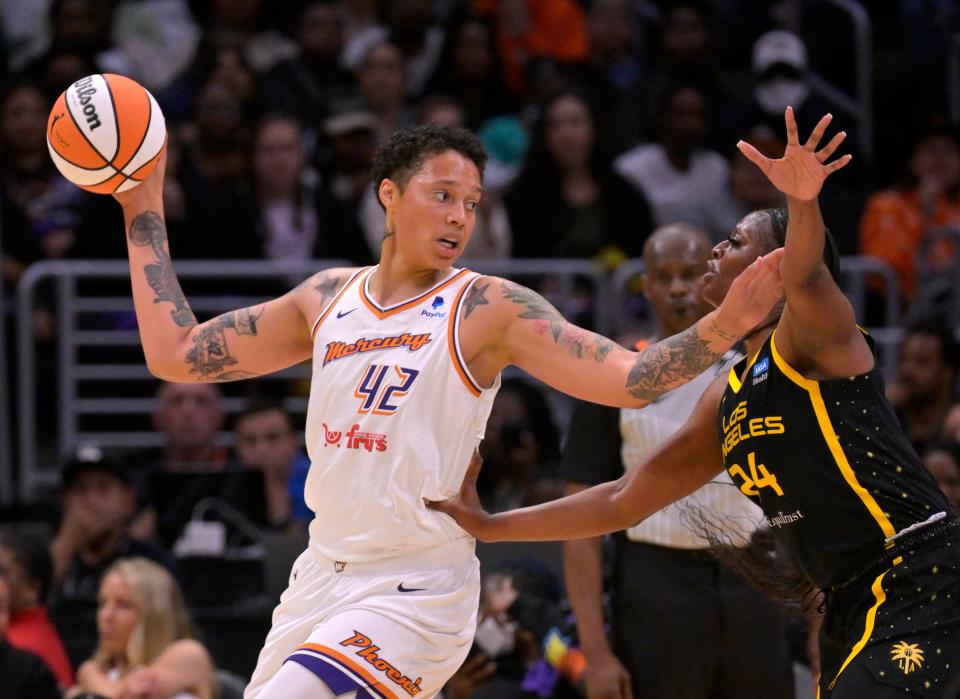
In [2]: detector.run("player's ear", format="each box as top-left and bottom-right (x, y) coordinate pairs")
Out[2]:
(378, 178), (399, 210)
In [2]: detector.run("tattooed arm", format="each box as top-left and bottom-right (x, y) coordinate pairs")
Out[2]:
(462, 253), (783, 407)
(114, 150), (354, 382)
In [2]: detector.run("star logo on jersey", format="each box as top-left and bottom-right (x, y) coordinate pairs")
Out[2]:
(890, 641), (924, 674)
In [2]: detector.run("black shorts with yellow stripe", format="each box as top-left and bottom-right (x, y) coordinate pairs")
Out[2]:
(818, 518), (960, 698)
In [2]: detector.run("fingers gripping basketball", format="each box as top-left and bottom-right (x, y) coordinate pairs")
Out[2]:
(47, 74), (166, 194)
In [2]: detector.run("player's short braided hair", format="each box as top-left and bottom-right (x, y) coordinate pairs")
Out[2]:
(762, 207), (840, 282)
(371, 124), (487, 208)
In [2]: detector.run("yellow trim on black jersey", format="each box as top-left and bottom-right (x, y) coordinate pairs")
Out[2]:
(769, 331), (898, 540)
(827, 570), (888, 690)
(727, 348), (764, 394)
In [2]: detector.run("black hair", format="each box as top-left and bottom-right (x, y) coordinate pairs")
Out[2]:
(370, 123), (487, 207)
(236, 397), (293, 429)
(905, 316), (960, 370)
(0, 531), (53, 602)
(761, 207), (841, 283)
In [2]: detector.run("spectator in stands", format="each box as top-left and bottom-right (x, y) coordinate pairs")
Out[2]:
(562, 223), (792, 699)
(944, 402), (960, 442)
(233, 398), (311, 533)
(887, 318), (960, 454)
(506, 89), (654, 260)
(356, 40), (411, 146)
(923, 441), (960, 511)
(423, 13), (516, 130)
(49, 452), (177, 668)
(472, 0), (589, 97)
(615, 81), (738, 240)
(0, 532), (73, 688)
(152, 382), (228, 473)
(383, 0), (445, 96)
(260, 1), (356, 136)
(478, 378), (563, 513)
(859, 123), (960, 304)
(0, 566), (61, 699)
(68, 557), (215, 699)
(1, 81), (86, 261)
(580, 0), (648, 154)
(726, 125), (786, 222)
(251, 113), (368, 264)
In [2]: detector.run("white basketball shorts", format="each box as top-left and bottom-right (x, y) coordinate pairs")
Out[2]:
(244, 537), (480, 699)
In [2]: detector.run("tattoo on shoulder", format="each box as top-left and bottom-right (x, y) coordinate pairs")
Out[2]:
(626, 325), (722, 400)
(185, 306), (265, 380)
(501, 280), (564, 341)
(500, 280), (613, 363)
(314, 273), (343, 308)
(129, 211), (197, 327)
(463, 281), (490, 318)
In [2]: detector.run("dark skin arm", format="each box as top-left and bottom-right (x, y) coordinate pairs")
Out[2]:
(430, 377), (727, 541)
(738, 108), (872, 379)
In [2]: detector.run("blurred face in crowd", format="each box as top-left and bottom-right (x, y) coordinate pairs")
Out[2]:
(253, 118), (304, 196)
(545, 95), (595, 171)
(661, 5), (710, 65)
(153, 384), (224, 454)
(945, 404), (960, 442)
(896, 333), (955, 404)
(52, 0), (111, 50)
(453, 20), (495, 83)
(379, 150), (482, 268)
(298, 3), (343, 64)
(63, 469), (136, 541)
(1, 86), (46, 157)
(209, 45), (257, 104)
(235, 408), (298, 479)
(643, 226), (713, 336)
(97, 572), (140, 659)
(588, 0), (635, 60)
(0, 546), (37, 615)
(194, 80), (246, 148)
(360, 42), (407, 111)
(909, 134), (960, 191)
(418, 100), (466, 128)
(924, 447), (960, 509)
(660, 86), (707, 153)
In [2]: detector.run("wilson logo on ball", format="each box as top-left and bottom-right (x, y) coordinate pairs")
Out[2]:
(47, 73), (167, 194)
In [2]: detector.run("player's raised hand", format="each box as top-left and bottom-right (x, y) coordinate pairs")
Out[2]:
(427, 449), (493, 539)
(113, 138), (168, 210)
(737, 107), (852, 202)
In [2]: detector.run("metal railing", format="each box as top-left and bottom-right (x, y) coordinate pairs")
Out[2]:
(14, 258), (610, 502)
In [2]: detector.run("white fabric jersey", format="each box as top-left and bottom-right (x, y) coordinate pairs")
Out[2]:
(620, 350), (765, 548)
(304, 266), (500, 563)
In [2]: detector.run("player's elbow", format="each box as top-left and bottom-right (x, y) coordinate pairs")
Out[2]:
(143, 355), (187, 383)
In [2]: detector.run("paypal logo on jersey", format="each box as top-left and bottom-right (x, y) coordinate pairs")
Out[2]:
(422, 295), (447, 318)
(752, 357), (770, 385)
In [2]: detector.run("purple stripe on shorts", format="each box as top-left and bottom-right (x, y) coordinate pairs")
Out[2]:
(287, 652), (364, 696)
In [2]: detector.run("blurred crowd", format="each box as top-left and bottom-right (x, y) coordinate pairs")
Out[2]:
(2, 1), (960, 698)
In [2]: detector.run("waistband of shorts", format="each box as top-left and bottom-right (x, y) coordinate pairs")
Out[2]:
(308, 536), (476, 576)
(830, 515), (960, 591)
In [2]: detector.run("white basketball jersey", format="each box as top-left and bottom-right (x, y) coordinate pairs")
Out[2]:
(304, 266), (500, 563)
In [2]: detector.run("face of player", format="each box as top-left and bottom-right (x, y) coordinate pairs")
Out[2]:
(701, 211), (774, 307)
(235, 409), (298, 477)
(644, 239), (713, 336)
(381, 150), (482, 268)
(97, 572), (141, 659)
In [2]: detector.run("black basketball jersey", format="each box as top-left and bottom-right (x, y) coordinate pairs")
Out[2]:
(718, 330), (950, 589)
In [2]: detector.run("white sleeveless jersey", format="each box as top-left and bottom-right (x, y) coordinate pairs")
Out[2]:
(303, 266), (500, 563)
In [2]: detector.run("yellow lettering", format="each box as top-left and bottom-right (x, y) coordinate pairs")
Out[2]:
(748, 417), (766, 437)
(764, 416), (784, 434)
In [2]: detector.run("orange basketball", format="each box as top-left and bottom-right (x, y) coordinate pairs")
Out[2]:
(47, 74), (166, 194)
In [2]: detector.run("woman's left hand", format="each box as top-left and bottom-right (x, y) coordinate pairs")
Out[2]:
(738, 107), (852, 201)
(427, 450), (496, 540)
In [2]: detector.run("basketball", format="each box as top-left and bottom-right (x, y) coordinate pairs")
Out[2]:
(46, 73), (166, 194)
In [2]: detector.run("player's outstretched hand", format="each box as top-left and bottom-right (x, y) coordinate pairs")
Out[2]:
(113, 138), (168, 210)
(737, 107), (852, 202)
(716, 248), (785, 336)
(427, 449), (493, 540)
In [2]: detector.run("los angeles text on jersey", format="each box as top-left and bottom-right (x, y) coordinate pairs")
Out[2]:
(323, 333), (432, 367)
(721, 399), (785, 458)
